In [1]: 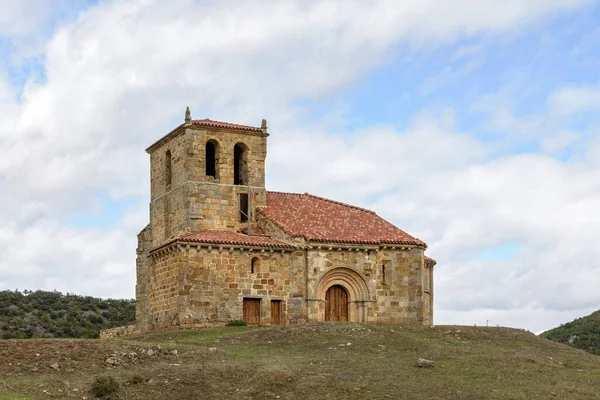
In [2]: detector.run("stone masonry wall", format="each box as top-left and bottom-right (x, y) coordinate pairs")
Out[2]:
(185, 127), (267, 233)
(179, 246), (306, 326)
(143, 245), (306, 330)
(142, 243), (427, 331)
(305, 246), (426, 324)
(186, 182), (266, 232)
(100, 325), (138, 339)
(374, 247), (425, 324)
(149, 131), (189, 247)
(186, 128), (267, 189)
(135, 224), (152, 332)
(147, 248), (187, 330)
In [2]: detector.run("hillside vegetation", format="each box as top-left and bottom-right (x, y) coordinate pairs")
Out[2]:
(542, 309), (600, 355)
(0, 290), (135, 339)
(1, 323), (600, 399)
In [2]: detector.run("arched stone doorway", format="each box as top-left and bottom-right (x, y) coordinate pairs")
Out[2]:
(315, 267), (370, 323)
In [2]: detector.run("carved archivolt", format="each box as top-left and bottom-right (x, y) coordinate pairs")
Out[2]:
(315, 267), (370, 303)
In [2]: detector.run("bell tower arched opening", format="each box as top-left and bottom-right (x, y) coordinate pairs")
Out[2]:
(205, 140), (219, 179)
(234, 143), (248, 185)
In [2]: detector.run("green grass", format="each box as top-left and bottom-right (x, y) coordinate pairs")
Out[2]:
(1, 323), (600, 399)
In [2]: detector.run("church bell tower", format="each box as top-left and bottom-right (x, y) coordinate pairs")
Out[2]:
(145, 108), (269, 248)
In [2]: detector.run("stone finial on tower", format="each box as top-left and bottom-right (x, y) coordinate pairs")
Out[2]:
(184, 107), (191, 125)
(261, 118), (268, 133)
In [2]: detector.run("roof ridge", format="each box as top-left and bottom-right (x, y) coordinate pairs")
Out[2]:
(303, 193), (376, 214)
(191, 118), (262, 131)
(267, 191), (376, 214)
(266, 190), (305, 196)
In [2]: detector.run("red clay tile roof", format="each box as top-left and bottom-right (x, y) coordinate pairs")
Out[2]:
(258, 191), (426, 247)
(174, 230), (296, 249)
(146, 118), (264, 153)
(424, 255), (437, 265)
(191, 118), (263, 132)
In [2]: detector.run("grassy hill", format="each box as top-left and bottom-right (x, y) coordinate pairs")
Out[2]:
(1, 323), (599, 399)
(542, 310), (600, 355)
(0, 290), (135, 339)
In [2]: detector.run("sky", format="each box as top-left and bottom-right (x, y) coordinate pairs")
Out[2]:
(0, 0), (599, 333)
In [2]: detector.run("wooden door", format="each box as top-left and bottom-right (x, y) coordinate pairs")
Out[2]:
(325, 285), (348, 322)
(243, 298), (261, 326)
(271, 300), (281, 325)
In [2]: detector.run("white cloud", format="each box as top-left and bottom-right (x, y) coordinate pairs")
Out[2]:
(0, 1), (58, 37)
(0, 0), (92, 60)
(0, 0), (598, 333)
(548, 82), (600, 115)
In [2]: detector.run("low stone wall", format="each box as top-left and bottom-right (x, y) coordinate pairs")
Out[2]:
(99, 324), (139, 339)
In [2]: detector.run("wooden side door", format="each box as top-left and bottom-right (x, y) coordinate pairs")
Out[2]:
(271, 300), (281, 325)
(243, 298), (261, 326)
(325, 285), (348, 322)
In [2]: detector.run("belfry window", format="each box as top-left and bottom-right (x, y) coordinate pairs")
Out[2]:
(165, 150), (172, 188)
(234, 143), (248, 185)
(206, 140), (218, 178)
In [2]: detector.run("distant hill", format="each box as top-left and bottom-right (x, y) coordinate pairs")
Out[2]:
(542, 310), (600, 355)
(0, 289), (135, 339)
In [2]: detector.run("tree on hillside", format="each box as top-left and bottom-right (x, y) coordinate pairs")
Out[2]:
(542, 310), (600, 356)
(0, 290), (135, 339)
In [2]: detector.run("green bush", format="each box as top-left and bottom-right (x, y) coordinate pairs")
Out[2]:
(90, 376), (119, 397)
(226, 319), (247, 326)
(542, 309), (600, 356)
(0, 290), (135, 339)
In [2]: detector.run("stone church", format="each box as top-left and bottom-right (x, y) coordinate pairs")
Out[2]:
(135, 109), (436, 332)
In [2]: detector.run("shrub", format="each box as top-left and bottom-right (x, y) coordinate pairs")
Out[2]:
(90, 376), (119, 397)
(128, 374), (145, 385)
(226, 319), (247, 327)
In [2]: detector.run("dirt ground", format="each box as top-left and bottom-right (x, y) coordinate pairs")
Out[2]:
(1, 323), (600, 399)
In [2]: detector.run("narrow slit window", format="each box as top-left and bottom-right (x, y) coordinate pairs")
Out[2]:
(382, 261), (391, 285)
(251, 257), (259, 274)
(165, 150), (172, 187)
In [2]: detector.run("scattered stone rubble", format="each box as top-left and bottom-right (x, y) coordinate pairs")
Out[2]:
(103, 346), (179, 368)
(417, 358), (435, 368)
(100, 324), (138, 339)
